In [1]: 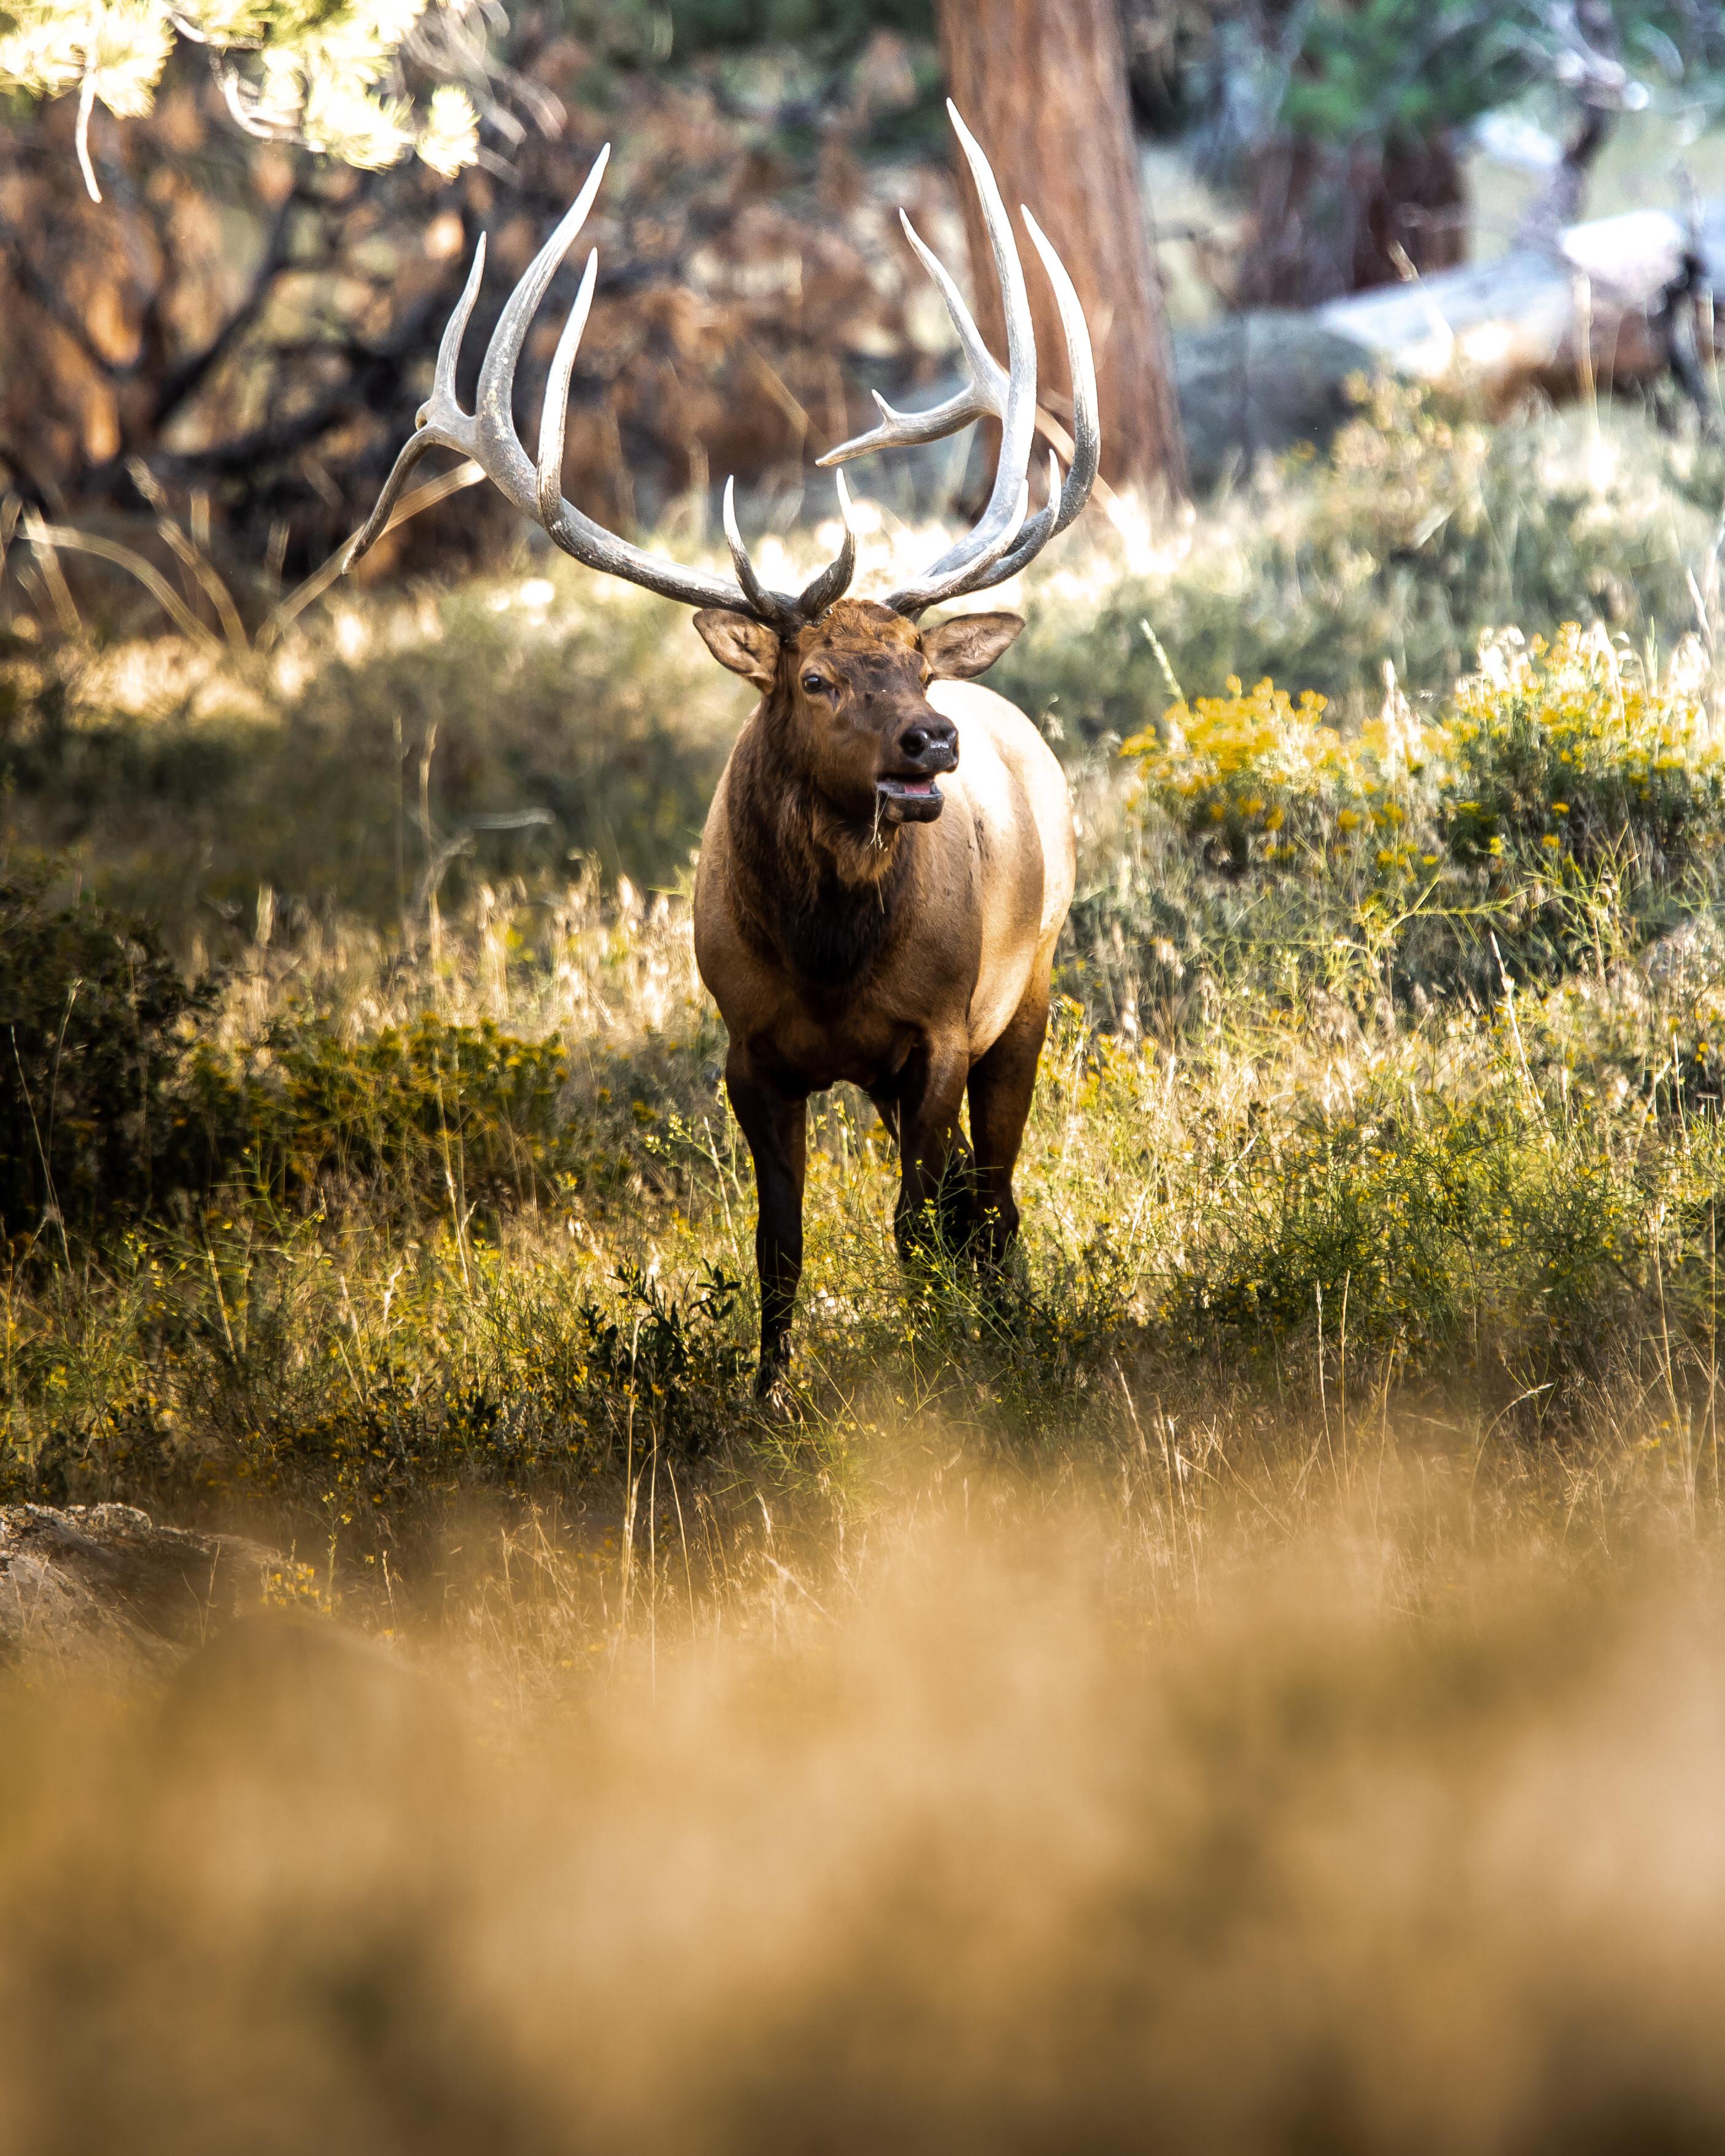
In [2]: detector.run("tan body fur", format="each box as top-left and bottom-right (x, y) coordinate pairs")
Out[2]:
(696, 682), (1073, 1091)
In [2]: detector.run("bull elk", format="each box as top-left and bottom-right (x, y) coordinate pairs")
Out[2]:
(346, 106), (1099, 1397)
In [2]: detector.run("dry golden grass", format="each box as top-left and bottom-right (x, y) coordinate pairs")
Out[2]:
(3, 1438), (1723, 2155)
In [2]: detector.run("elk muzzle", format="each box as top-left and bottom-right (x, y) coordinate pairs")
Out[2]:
(877, 711), (958, 824)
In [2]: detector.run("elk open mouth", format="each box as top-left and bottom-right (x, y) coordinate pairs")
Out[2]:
(876, 775), (944, 821)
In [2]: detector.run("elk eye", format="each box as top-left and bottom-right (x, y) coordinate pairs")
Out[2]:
(800, 672), (828, 694)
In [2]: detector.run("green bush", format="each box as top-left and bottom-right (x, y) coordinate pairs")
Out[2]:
(0, 861), (702, 1244)
(0, 863), (214, 1243)
(202, 1017), (576, 1217)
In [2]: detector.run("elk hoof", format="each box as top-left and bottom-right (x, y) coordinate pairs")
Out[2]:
(758, 1376), (801, 1424)
(753, 1348), (800, 1421)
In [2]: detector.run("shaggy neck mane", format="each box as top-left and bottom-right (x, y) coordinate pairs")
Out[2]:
(726, 699), (912, 991)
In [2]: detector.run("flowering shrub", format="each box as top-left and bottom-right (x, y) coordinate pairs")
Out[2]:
(1123, 673), (1435, 875)
(1441, 627), (1725, 874)
(1128, 624), (1725, 888)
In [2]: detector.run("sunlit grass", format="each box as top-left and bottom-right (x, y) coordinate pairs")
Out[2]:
(6, 381), (1725, 1548)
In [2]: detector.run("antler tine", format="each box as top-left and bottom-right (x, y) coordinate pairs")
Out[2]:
(340, 237), (489, 569)
(817, 212), (1006, 464)
(877, 104), (1039, 617)
(430, 230), (490, 424)
(808, 111), (1102, 619)
(722, 478), (801, 633)
(936, 209), (1101, 601)
(940, 447), (1062, 602)
(535, 246), (600, 531)
(474, 147), (612, 484)
(1022, 209), (1100, 525)
(790, 470), (859, 619)
(721, 473), (861, 632)
(343, 144), (858, 627)
(346, 156), (608, 575)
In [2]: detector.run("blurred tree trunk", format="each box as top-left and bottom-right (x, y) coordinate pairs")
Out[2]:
(937, 0), (1188, 498)
(1235, 134), (1467, 308)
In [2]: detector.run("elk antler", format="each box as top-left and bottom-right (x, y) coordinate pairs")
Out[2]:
(818, 101), (1100, 618)
(341, 145), (855, 630)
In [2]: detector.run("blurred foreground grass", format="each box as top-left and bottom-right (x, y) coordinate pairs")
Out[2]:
(4, 1462), (1725, 2155)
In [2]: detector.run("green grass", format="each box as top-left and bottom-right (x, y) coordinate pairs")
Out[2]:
(6, 381), (1725, 1541)
(7, 813), (1725, 1537)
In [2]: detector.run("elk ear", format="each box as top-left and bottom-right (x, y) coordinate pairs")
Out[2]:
(922, 611), (1025, 680)
(692, 610), (780, 688)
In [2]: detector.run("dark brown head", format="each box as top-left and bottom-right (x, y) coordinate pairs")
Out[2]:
(692, 598), (1023, 828)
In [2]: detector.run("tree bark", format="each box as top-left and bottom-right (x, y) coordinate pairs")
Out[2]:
(937, 0), (1188, 498)
(1235, 133), (1467, 309)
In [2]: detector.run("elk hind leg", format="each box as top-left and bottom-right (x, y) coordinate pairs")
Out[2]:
(875, 1044), (972, 1267)
(966, 971), (1053, 1271)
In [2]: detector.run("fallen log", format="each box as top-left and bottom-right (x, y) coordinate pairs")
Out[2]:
(1169, 197), (1725, 488)
(1314, 198), (1725, 409)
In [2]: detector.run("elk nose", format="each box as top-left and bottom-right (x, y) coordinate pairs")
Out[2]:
(897, 716), (958, 769)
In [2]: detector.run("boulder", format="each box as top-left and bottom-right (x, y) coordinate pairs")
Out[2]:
(0, 1502), (290, 1670)
(1173, 311), (1378, 488)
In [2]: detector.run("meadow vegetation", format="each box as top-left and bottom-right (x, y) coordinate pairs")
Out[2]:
(9, 381), (1725, 2147)
(6, 385), (1725, 1521)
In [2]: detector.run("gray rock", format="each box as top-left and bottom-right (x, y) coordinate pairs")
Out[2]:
(1173, 311), (1378, 491)
(0, 1502), (288, 1670)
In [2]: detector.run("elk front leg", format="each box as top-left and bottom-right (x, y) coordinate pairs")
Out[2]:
(726, 1050), (808, 1396)
(883, 1037), (974, 1264)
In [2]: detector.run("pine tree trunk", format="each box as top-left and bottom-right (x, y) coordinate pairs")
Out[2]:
(937, 0), (1188, 497)
(1235, 133), (1467, 309)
